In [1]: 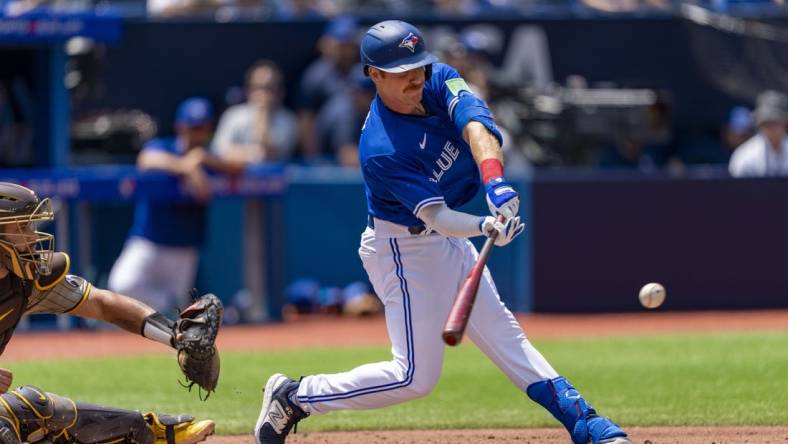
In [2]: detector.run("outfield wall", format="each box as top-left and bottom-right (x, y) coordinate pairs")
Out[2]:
(278, 170), (788, 314)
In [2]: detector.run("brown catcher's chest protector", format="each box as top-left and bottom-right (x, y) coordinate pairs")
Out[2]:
(0, 276), (30, 356)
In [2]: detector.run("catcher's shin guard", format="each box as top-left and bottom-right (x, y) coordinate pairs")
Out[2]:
(65, 402), (155, 444)
(0, 386), (155, 443)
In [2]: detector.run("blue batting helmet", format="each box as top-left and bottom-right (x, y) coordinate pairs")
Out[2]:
(360, 20), (438, 76)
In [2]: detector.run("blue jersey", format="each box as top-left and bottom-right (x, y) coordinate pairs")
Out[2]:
(128, 138), (207, 247)
(359, 63), (503, 227)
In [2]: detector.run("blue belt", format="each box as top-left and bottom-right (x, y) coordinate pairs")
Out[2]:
(367, 215), (426, 235)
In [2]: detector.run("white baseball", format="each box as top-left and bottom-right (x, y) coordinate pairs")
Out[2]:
(639, 282), (666, 309)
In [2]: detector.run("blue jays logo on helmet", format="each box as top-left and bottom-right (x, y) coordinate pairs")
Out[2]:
(361, 20), (438, 75)
(398, 32), (419, 53)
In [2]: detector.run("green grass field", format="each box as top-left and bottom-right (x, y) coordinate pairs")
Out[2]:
(10, 331), (788, 435)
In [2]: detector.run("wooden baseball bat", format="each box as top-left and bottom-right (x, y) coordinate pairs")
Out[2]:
(442, 215), (504, 346)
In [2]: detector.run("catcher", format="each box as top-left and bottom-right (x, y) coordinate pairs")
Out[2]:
(0, 182), (222, 444)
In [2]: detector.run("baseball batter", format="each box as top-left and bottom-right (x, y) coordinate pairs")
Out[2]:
(0, 182), (220, 444)
(256, 21), (630, 444)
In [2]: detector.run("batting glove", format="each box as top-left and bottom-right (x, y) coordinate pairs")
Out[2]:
(479, 215), (525, 247)
(485, 177), (519, 219)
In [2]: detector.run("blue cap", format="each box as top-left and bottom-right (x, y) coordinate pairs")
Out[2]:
(175, 97), (214, 127)
(324, 16), (358, 43)
(460, 29), (491, 54)
(361, 20), (438, 74)
(728, 106), (753, 133)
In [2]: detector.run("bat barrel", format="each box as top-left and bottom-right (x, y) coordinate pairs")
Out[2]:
(441, 216), (504, 347)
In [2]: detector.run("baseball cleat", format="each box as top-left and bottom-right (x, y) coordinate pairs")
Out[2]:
(145, 412), (215, 444)
(255, 373), (308, 444)
(598, 439), (632, 444)
(587, 416), (629, 444)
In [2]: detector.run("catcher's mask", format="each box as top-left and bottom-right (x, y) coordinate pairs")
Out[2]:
(0, 182), (55, 280)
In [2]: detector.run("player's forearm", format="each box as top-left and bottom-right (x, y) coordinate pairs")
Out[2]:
(201, 153), (247, 175)
(464, 121), (503, 165)
(419, 203), (484, 238)
(138, 151), (196, 176)
(70, 287), (154, 335)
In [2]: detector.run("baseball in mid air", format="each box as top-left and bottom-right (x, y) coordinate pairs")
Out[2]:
(639, 282), (666, 309)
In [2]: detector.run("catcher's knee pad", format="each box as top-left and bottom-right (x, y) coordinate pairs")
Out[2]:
(0, 388), (155, 444)
(0, 385), (76, 442)
(527, 376), (596, 444)
(0, 417), (20, 444)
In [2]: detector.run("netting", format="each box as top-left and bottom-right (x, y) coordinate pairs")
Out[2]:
(679, 3), (788, 103)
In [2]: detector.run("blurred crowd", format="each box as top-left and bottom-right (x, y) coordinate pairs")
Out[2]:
(0, 0), (785, 18)
(3, 13), (787, 175)
(139, 16), (787, 175)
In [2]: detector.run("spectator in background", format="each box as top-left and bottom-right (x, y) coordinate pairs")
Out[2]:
(432, 0), (481, 16)
(212, 60), (297, 164)
(729, 90), (788, 177)
(704, 0), (785, 11)
(436, 30), (495, 100)
(676, 106), (754, 166)
(271, 0), (335, 18)
(147, 0), (223, 18)
(596, 134), (659, 170)
(148, 0), (267, 20)
(721, 106), (755, 153)
(296, 16), (361, 162)
(108, 97), (242, 315)
(315, 71), (375, 167)
(2, 0), (93, 16)
(580, 0), (672, 12)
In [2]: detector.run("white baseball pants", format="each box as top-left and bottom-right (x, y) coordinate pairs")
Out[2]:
(108, 236), (198, 315)
(296, 218), (558, 414)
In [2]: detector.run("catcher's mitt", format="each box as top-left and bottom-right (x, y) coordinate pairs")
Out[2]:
(175, 293), (223, 398)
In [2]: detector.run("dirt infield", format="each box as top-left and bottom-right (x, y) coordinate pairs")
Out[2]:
(207, 426), (788, 443)
(8, 310), (788, 442)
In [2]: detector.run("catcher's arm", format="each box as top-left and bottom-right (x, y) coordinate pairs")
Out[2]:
(71, 286), (223, 395)
(69, 286), (155, 336)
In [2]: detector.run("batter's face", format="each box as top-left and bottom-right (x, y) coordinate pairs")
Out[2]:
(369, 67), (426, 115)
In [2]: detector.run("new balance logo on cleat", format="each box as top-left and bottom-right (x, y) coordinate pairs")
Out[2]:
(266, 400), (292, 435)
(255, 373), (309, 444)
